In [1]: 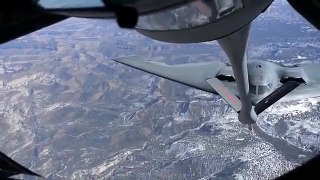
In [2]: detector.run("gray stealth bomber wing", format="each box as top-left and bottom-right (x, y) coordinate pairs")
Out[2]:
(112, 56), (242, 112)
(275, 63), (320, 101)
(113, 56), (223, 92)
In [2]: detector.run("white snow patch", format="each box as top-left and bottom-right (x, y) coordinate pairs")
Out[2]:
(173, 113), (192, 123)
(271, 103), (310, 115)
(307, 97), (320, 106)
(40, 148), (50, 156)
(91, 148), (140, 177)
(43, 102), (72, 112)
(7, 72), (62, 88)
(233, 173), (245, 180)
(166, 140), (206, 160)
(296, 55), (307, 60)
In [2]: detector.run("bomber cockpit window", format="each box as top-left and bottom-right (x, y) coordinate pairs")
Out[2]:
(250, 84), (272, 95)
(257, 85), (271, 95)
(136, 0), (244, 31)
(249, 84), (257, 94)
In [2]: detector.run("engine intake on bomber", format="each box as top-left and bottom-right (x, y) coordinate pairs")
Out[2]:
(216, 65), (235, 82)
(280, 77), (306, 84)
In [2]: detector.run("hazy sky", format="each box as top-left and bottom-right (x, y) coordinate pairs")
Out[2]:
(39, 0), (104, 8)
